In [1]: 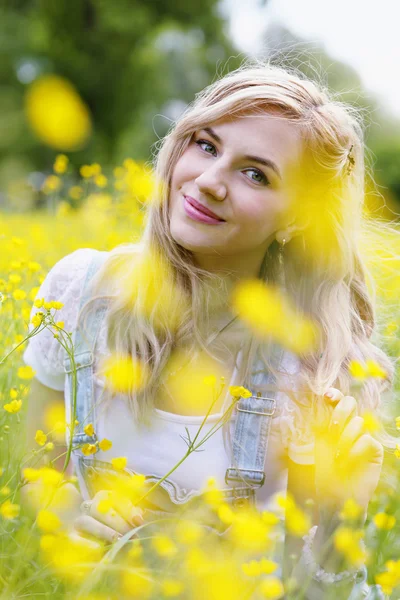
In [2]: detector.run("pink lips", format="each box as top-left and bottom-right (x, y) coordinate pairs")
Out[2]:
(183, 195), (225, 225)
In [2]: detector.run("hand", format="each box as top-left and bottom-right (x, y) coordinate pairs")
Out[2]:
(73, 490), (145, 545)
(314, 387), (384, 517)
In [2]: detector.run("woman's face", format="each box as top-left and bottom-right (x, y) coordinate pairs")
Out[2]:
(169, 112), (303, 278)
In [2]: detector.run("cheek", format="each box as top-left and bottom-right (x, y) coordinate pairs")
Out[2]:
(171, 153), (196, 190)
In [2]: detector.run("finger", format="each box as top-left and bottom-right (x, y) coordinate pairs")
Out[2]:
(347, 434), (384, 466)
(328, 395), (358, 439)
(68, 529), (104, 549)
(90, 490), (132, 535)
(74, 514), (122, 544)
(335, 416), (365, 460)
(108, 492), (145, 527)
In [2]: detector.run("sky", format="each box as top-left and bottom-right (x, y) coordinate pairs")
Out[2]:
(221, 0), (400, 120)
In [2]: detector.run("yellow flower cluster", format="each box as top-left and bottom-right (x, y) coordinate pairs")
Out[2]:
(231, 279), (319, 354)
(348, 359), (387, 380)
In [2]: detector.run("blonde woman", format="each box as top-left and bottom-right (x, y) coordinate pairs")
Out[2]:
(24, 60), (397, 598)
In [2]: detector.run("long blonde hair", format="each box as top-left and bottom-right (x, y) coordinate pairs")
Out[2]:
(79, 57), (399, 452)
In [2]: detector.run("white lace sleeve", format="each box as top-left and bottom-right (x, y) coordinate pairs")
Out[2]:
(22, 248), (99, 391)
(277, 353), (315, 465)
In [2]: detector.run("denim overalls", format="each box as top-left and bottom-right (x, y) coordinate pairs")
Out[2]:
(63, 251), (383, 599)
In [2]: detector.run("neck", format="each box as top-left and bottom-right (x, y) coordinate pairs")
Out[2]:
(192, 243), (269, 282)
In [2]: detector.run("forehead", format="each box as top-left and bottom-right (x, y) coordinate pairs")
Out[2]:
(204, 113), (303, 175)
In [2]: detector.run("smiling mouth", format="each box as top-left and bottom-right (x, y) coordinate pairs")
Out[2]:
(183, 195), (225, 221)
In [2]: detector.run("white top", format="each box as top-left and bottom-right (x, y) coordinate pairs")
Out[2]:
(23, 248), (316, 512)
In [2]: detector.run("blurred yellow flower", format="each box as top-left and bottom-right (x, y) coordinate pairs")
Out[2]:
(375, 559), (400, 595)
(161, 578), (185, 597)
(339, 498), (364, 521)
(95, 174), (108, 188)
(35, 430), (47, 446)
(334, 527), (366, 567)
(362, 411), (382, 433)
(348, 360), (367, 380)
(394, 444), (400, 459)
(44, 401), (66, 441)
(121, 568), (153, 599)
(230, 385), (252, 398)
(231, 279), (318, 354)
(152, 534), (178, 558)
(0, 499), (20, 520)
(259, 576), (285, 599)
(111, 457), (127, 471)
(4, 399), (22, 413)
(81, 443), (97, 456)
(25, 75), (92, 151)
(373, 512), (396, 530)
(98, 438), (112, 452)
(42, 175), (62, 194)
(13, 289), (27, 301)
(83, 423), (95, 436)
(0, 486), (11, 496)
(69, 185), (83, 200)
(99, 354), (149, 395)
(365, 359), (387, 379)
(175, 519), (204, 545)
(37, 509), (62, 533)
(17, 365), (35, 380)
(53, 154), (69, 174)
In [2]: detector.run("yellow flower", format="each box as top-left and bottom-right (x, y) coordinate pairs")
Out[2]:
(339, 498), (364, 521)
(365, 359), (387, 379)
(375, 559), (400, 596)
(22, 467), (41, 482)
(121, 569), (153, 599)
(45, 442), (55, 452)
(259, 577), (285, 599)
(25, 74), (92, 151)
(362, 411), (381, 433)
(4, 399), (22, 413)
(0, 499), (20, 520)
(37, 509), (62, 533)
(111, 457), (127, 471)
(348, 360), (367, 380)
(160, 578), (185, 597)
(175, 519), (204, 545)
(99, 354), (149, 395)
(152, 534), (178, 558)
(9, 388), (18, 399)
(84, 423), (95, 436)
(98, 438), (112, 452)
(334, 527), (366, 567)
(32, 313), (44, 327)
(17, 365), (35, 380)
(35, 430), (47, 446)
(1, 486), (11, 496)
(373, 512), (396, 530)
(395, 416), (400, 431)
(12, 289), (27, 301)
(229, 385), (252, 398)
(94, 174), (108, 188)
(231, 279), (318, 354)
(69, 185), (83, 200)
(81, 443), (97, 456)
(80, 164), (93, 178)
(394, 444), (400, 459)
(53, 154), (69, 174)
(42, 175), (62, 194)
(34, 298), (44, 308)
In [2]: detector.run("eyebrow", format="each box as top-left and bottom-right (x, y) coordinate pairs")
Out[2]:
(202, 127), (282, 181)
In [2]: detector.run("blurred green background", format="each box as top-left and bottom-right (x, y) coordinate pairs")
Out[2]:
(0, 0), (399, 216)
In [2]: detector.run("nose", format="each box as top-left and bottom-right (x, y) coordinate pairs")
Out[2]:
(194, 166), (227, 202)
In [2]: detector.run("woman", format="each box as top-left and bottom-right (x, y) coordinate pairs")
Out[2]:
(24, 60), (396, 598)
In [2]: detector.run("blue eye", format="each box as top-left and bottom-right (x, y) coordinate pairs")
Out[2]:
(195, 139), (217, 155)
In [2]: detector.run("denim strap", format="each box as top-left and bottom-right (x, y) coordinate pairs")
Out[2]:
(63, 251), (109, 452)
(225, 343), (286, 494)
